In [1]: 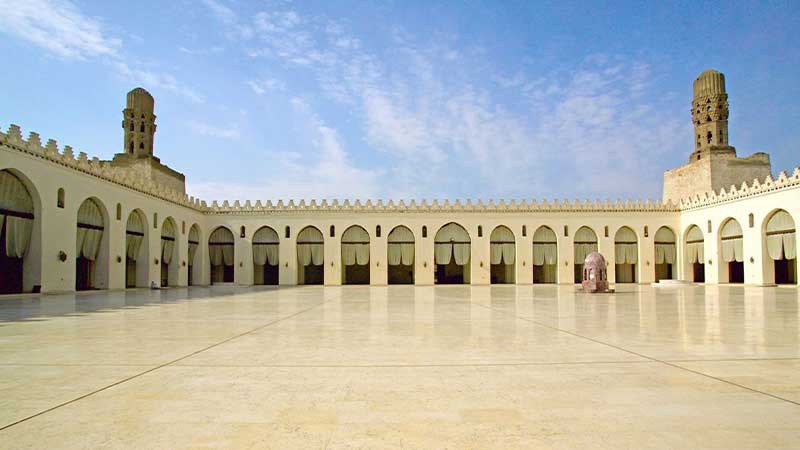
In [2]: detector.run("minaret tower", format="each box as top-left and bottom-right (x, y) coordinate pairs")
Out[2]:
(690, 69), (734, 161)
(662, 69), (770, 203)
(122, 87), (157, 157)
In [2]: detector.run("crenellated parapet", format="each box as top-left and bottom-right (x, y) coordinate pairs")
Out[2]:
(679, 167), (800, 210)
(0, 124), (206, 211)
(205, 196), (678, 215)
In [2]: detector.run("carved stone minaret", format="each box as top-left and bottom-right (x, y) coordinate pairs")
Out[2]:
(663, 69), (771, 203)
(110, 88), (185, 194)
(122, 88), (157, 157)
(690, 70), (734, 161)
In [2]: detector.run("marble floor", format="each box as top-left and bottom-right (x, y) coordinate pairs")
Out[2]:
(0, 284), (799, 449)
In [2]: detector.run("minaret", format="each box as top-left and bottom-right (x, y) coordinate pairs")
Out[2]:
(122, 87), (157, 157)
(662, 69), (770, 202)
(689, 69), (735, 161)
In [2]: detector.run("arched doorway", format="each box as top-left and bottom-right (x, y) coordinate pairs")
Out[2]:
(614, 227), (638, 283)
(76, 198), (106, 290)
(654, 227), (677, 281)
(532, 226), (557, 283)
(765, 210), (796, 284)
(387, 225), (414, 284)
(434, 223), (470, 284)
(297, 226), (324, 285)
(342, 225), (370, 285)
(574, 226), (598, 283)
(685, 225), (705, 282)
(720, 218), (744, 283)
(0, 170), (35, 294)
(209, 227), (234, 284)
(253, 226), (279, 285)
(160, 218), (178, 287)
(125, 210), (148, 288)
(490, 225), (515, 284)
(188, 224), (201, 286)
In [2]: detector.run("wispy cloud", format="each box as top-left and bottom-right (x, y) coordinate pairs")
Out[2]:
(0, 0), (120, 60)
(0, 0), (204, 103)
(246, 78), (285, 95)
(188, 121), (240, 140)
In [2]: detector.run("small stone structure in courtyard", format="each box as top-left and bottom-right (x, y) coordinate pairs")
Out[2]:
(581, 252), (613, 293)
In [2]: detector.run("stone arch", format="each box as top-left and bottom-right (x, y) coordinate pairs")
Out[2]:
(654, 226), (677, 281)
(188, 224), (202, 285)
(125, 209), (149, 288)
(387, 225), (414, 284)
(297, 226), (324, 285)
(75, 197), (109, 290)
(614, 226), (638, 283)
(160, 217), (179, 287)
(0, 168), (41, 293)
(719, 218), (744, 283)
(341, 225), (370, 285)
(763, 209), (796, 284)
(434, 222), (471, 284)
(208, 226), (234, 284)
(532, 225), (558, 284)
(573, 226), (598, 283)
(490, 225), (515, 284)
(684, 225), (705, 282)
(253, 226), (279, 286)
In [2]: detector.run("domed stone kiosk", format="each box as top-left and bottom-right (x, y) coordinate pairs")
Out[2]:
(581, 252), (613, 293)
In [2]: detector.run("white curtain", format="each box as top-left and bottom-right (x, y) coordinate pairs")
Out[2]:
(532, 227), (557, 266)
(574, 227), (598, 262)
(720, 220), (743, 263)
(435, 243), (452, 265)
(341, 226), (369, 266)
(253, 227), (280, 266)
(298, 244), (323, 266)
(614, 227), (638, 265)
(766, 210), (797, 260)
(490, 226), (515, 265)
(686, 226), (704, 263)
(0, 171), (34, 259)
(209, 227), (234, 267)
(5, 216), (32, 258)
(388, 226), (414, 266)
(126, 212), (144, 261)
(76, 200), (103, 261)
(453, 243), (470, 266)
(435, 223), (470, 243)
(655, 244), (676, 264)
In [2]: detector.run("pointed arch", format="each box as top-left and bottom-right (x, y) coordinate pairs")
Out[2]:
(209, 226), (234, 284)
(188, 224), (201, 285)
(574, 226), (598, 283)
(387, 225), (414, 284)
(0, 169), (40, 293)
(76, 197), (108, 290)
(654, 226), (676, 281)
(532, 226), (557, 283)
(253, 226), (279, 285)
(490, 225), (515, 284)
(161, 217), (178, 287)
(763, 209), (796, 284)
(342, 225), (370, 284)
(125, 209), (148, 288)
(434, 223), (471, 284)
(297, 226), (324, 285)
(720, 218), (744, 283)
(614, 226), (638, 283)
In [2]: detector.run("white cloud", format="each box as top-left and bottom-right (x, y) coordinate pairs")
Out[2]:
(188, 121), (240, 140)
(0, 0), (120, 60)
(111, 61), (205, 104)
(246, 78), (284, 95)
(200, 0), (237, 25)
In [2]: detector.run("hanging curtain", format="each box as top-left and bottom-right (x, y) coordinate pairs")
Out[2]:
(161, 220), (175, 265)
(533, 227), (558, 266)
(388, 226), (414, 266)
(654, 227), (676, 265)
(434, 223), (470, 266)
(574, 227), (598, 262)
(1, 171), (34, 259)
(686, 226), (704, 263)
(614, 227), (638, 265)
(490, 226), (515, 265)
(341, 226), (370, 266)
(765, 210), (796, 260)
(76, 199), (103, 261)
(297, 227), (324, 267)
(209, 227), (234, 267)
(188, 226), (199, 266)
(720, 220), (743, 263)
(125, 212), (144, 261)
(253, 227), (279, 266)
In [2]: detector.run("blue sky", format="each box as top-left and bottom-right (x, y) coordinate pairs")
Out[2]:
(1, 0), (798, 202)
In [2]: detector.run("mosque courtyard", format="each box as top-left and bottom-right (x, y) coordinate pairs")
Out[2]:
(0, 284), (799, 449)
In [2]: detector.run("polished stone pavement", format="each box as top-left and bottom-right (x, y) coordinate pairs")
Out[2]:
(0, 284), (798, 449)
